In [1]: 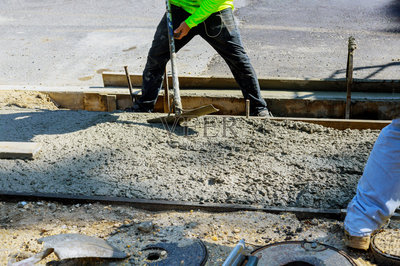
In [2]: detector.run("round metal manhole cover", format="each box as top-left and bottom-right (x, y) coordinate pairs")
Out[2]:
(371, 229), (400, 265)
(247, 241), (355, 266)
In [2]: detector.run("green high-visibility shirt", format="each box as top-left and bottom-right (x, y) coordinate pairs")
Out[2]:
(170, 0), (234, 28)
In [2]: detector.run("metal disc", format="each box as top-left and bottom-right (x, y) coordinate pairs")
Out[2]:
(38, 234), (128, 260)
(249, 240), (355, 266)
(142, 240), (208, 266)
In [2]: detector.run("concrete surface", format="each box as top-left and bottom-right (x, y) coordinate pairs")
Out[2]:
(0, 109), (380, 210)
(0, 0), (399, 87)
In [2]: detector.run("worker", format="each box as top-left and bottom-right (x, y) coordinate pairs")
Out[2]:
(132, 0), (272, 117)
(344, 118), (400, 250)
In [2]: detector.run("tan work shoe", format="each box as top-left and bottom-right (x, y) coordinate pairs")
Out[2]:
(344, 230), (371, 251)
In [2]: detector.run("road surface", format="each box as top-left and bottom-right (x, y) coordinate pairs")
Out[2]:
(0, 0), (399, 86)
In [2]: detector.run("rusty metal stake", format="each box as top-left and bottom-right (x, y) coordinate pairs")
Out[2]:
(345, 37), (356, 119)
(245, 99), (250, 118)
(163, 68), (171, 113)
(124, 66), (135, 107)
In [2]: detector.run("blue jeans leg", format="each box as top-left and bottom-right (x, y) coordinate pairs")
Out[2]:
(344, 119), (400, 236)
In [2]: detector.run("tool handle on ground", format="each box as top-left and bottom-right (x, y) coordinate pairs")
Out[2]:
(222, 239), (246, 266)
(124, 66), (135, 105)
(165, 0), (182, 115)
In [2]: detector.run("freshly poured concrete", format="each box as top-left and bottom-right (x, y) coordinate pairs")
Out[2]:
(0, 107), (380, 210)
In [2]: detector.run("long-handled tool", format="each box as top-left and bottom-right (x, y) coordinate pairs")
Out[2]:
(148, 0), (218, 124)
(124, 65), (135, 106)
(222, 239), (259, 266)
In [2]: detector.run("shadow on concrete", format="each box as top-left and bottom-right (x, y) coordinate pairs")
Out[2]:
(0, 109), (119, 142)
(386, 0), (400, 22)
(328, 61), (400, 79)
(115, 119), (199, 138)
(383, 0), (400, 33)
(387, 0), (400, 18)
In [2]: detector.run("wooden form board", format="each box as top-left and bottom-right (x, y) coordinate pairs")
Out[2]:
(269, 117), (392, 130)
(102, 72), (400, 93)
(0, 142), (41, 159)
(44, 91), (397, 125)
(47, 92), (118, 112)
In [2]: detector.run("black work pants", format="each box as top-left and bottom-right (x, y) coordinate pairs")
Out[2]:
(137, 5), (267, 115)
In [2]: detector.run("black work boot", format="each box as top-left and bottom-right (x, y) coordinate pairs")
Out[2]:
(125, 102), (151, 113)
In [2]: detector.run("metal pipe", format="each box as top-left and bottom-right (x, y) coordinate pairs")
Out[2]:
(222, 239), (246, 266)
(245, 256), (259, 266)
(232, 254), (245, 266)
(165, 0), (182, 115)
(246, 99), (250, 118)
(345, 36), (356, 119)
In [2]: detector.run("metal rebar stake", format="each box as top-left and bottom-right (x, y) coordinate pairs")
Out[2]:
(124, 66), (135, 107)
(245, 99), (250, 118)
(163, 68), (170, 113)
(345, 36), (356, 119)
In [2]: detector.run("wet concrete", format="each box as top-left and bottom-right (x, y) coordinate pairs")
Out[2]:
(0, 109), (380, 210)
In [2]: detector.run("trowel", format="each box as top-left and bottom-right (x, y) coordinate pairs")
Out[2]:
(147, 0), (218, 124)
(9, 234), (128, 265)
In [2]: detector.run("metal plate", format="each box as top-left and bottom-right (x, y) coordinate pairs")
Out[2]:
(142, 240), (208, 266)
(38, 234), (128, 260)
(249, 241), (355, 266)
(147, 105), (219, 124)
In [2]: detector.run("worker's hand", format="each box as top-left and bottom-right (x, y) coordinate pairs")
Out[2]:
(174, 21), (190, 40)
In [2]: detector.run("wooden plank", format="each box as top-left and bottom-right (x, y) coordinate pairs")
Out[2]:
(84, 93), (108, 111)
(269, 117), (391, 130)
(0, 142), (41, 159)
(47, 92), (84, 110)
(47, 92), (121, 111)
(44, 91), (398, 122)
(102, 72), (400, 92)
(106, 95), (117, 112)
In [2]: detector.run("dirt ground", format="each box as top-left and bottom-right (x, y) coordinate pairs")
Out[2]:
(3, 200), (398, 266)
(0, 91), (396, 265)
(0, 91), (58, 110)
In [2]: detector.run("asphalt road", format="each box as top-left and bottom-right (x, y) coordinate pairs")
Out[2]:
(0, 0), (399, 86)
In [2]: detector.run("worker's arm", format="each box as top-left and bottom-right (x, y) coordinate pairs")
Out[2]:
(174, 0), (230, 40)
